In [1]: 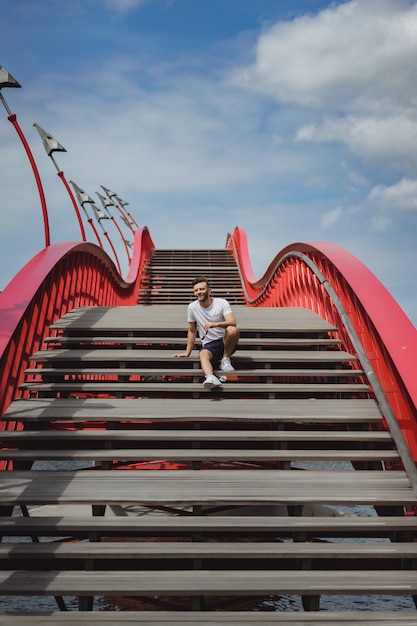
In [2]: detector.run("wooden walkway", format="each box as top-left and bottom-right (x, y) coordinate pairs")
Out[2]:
(1, 294), (417, 621)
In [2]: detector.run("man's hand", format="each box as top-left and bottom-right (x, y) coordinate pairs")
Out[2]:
(172, 352), (190, 358)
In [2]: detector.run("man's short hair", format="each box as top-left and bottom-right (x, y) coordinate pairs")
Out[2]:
(192, 276), (210, 287)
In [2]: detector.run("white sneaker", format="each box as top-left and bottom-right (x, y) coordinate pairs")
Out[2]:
(203, 374), (223, 390)
(220, 357), (234, 372)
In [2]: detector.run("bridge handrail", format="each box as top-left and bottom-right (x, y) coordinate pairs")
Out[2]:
(0, 228), (155, 422)
(227, 226), (417, 463)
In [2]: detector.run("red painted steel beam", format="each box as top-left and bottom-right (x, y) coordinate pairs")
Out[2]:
(0, 229), (155, 442)
(227, 226), (417, 462)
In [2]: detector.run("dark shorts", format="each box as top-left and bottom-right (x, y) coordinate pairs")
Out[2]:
(201, 338), (236, 365)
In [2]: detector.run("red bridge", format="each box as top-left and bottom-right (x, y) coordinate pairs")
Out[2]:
(1, 224), (417, 625)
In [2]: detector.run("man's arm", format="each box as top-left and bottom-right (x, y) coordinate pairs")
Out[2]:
(203, 311), (236, 331)
(173, 321), (197, 357)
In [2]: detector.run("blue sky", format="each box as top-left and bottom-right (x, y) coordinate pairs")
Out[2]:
(1, 0), (416, 325)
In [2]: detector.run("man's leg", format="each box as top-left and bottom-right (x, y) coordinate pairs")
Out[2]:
(199, 349), (215, 376)
(200, 348), (223, 389)
(223, 325), (239, 358)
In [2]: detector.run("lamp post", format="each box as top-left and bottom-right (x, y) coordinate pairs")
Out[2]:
(96, 191), (132, 262)
(101, 185), (138, 232)
(0, 65), (50, 247)
(70, 180), (122, 274)
(33, 123), (87, 242)
(116, 195), (139, 229)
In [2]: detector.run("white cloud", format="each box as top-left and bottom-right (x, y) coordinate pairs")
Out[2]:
(235, 0), (417, 112)
(321, 206), (343, 228)
(233, 0), (417, 172)
(100, 0), (149, 12)
(367, 177), (417, 211)
(296, 115), (417, 170)
(371, 215), (392, 232)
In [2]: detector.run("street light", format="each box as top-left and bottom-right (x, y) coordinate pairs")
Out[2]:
(96, 191), (132, 261)
(101, 185), (138, 231)
(0, 65), (50, 247)
(33, 123), (87, 242)
(70, 180), (122, 274)
(115, 195), (139, 229)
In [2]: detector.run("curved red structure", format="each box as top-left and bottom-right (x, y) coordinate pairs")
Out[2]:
(227, 226), (417, 462)
(1, 222), (417, 476)
(0, 228), (155, 424)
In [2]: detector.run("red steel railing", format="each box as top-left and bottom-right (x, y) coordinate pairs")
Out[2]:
(2, 222), (416, 478)
(0, 228), (155, 425)
(227, 226), (417, 463)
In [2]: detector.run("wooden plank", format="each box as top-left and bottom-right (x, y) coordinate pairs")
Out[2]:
(0, 429), (394, 443)
(43, 337), (341, 347)
(0, 569), (415, 596)
(0, 610), (415, 625)
(0, 515), (415, 538)
(19, 381), (370, 394)
(30, 349), (357, 364)
(2, 398), (383, 423)
(24, 367), (363, 378)
(50, 306), (338, 333)
(2, 540), (417, 560)
(0, 448), (400, 463)
(0, 470), (413, 507)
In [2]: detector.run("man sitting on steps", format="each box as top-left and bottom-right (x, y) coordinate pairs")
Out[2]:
(173, 276), (239, 390)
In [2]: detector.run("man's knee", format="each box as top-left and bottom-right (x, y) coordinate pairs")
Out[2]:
(225, 326), (239, 339)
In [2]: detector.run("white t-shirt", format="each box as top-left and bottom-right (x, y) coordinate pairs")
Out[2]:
(188, 298), (233, 346)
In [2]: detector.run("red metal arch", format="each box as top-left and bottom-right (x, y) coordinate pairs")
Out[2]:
(0, 228), (155, 424)
(1, 224), (416, 471)
(227, 226), (417, 461)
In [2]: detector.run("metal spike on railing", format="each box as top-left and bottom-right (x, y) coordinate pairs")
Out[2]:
(100, 185), (117, 200)
(91, 202), (109, 222)
(96, 191), (113, 209)
(96, 191), (131, 260)
(115, 193), (138, 229)
(33, 124), (86, 242)
(33, 123), (66, 157)
(0, 64), (50, 247)
(70, 181), (95, 207)
(0, 65), (21, 89)
(101, 186), (137, 231)
(116, 195), (129, 207)
(120, 214), (132, 229)
(101, 184), (137, 234)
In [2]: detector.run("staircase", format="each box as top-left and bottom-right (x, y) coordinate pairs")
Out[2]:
(0, 251), (417, 623)
(138, 248), (245, 304)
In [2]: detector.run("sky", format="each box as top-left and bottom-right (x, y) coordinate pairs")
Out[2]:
(1, 0), (416, 326)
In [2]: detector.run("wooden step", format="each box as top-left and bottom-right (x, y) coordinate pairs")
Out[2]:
(0, 448), (399, 464)
(1, 539), (416, 563)
(3, 398), (383, 424)
(0, 610), (415, 625)
(19, 381), (370, 396)
(0, 470), (413, 508)
(0, 569), (415, 598)
(42, 336), (342, 347)
(49, 306), (338, 333)
(1, 514), (415, 540)
(29, 349), (356, 364)
(24, 367), (364, 378)
(1, 429), (392, 444)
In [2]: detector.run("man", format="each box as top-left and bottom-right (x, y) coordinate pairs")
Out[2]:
(173, 276), (239, 390)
